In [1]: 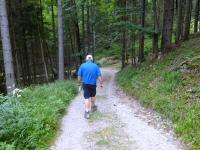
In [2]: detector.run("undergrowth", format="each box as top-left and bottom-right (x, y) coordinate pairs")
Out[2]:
(117, 38), (200, 149)
(95, 38), (154, 62)
(0, 81), (77, 149)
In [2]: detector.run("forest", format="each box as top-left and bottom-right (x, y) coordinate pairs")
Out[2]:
(0, 0), (200, 149)
(0, 0), (199, 94)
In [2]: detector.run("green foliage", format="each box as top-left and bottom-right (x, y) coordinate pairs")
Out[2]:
(95, 36), (156, 64)
(0, 81), (77, 149)
(117, 38), (200, 149)
(158, 72), (180, 93)
(113, 21), (158, 34)
(95, 43), (121, 60)
(0, 95), (7, 104)
(0, 142), (15, 150)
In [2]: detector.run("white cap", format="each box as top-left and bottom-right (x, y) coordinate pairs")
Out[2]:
(86, 55), (93, 61)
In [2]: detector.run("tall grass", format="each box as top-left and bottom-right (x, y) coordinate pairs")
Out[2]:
(0, 81), (77, 149)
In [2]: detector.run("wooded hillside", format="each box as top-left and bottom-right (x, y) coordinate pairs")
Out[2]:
(0, 0), (199, 93)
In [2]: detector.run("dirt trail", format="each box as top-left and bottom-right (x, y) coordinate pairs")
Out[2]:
(51, 68), (188, 150)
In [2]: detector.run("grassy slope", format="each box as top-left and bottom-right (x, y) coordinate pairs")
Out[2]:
(117, 38), (200, 149)
(0, 81), (77, 149)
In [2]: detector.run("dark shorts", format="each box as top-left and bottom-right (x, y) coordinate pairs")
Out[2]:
(83, 84), (96, 99)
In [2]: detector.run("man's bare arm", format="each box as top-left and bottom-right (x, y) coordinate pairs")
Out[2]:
(78, 76), (82, 92)
(78, 76), (82, 85)
(98, 76), (103, 87)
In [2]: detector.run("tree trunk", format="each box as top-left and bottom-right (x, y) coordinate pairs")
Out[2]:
(183, 0), (192, 40)
(51, 0), (57, 67)
(58, 0), (65, 80)
(152, 0), (159, 57)
(69, 29), (79, 70)
(175, 0), (179, 14)
(22, 28), (31, 84)
(81, 0), (86, 56)
(40, 38), (49, 81)
(125, 0), (129, 64)
(31, 40), (37, 83)
(91, 0), (96, 60)
(161, 0), (174, 52)
(139, 0), (145, 62)
(86, 0), (91, 53)
(194, 0), (200, 32)
(39, 0), (49, 82)
(72, 0), (83, 64)
(122, 31), (126, 68)
(176, 0), (183, 43)
(121, 0), (127, 68)
(8, 0), (20, 85)
(0, 0), (16, 94)
(131, 0), (137, 66)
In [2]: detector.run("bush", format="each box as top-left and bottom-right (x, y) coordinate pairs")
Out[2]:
(0, 81), (77, 149)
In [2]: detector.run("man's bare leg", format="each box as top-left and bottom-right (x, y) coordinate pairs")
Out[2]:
(85, 99), (91, 112)
(91, 97), (97, 112)
(84, 99), (91, 119)
(91, 97), (96, 107)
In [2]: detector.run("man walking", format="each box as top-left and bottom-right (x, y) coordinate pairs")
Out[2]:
(78, 55), (103, 119)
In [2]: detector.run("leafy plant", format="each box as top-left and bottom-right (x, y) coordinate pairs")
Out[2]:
(0, 81), (77, 149)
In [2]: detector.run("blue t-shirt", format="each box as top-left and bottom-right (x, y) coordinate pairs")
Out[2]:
(78, 61), (102, 85)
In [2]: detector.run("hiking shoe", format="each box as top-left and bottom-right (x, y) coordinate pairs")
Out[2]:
(84, 111), (90, 119)
(91, 105), (98, 113)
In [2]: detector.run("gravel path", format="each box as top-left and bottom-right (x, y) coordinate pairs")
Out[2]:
(51, 68), (188, 150)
